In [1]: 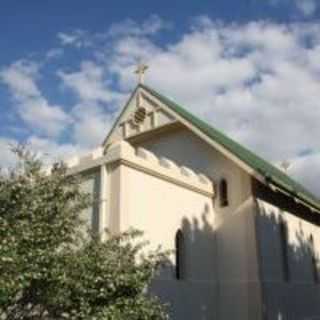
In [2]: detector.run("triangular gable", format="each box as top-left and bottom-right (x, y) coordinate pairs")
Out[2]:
(103, 86), (177, 146)
(102, 84), (320, 213)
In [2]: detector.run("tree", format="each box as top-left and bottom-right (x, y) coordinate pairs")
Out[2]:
(0, 147), (168, 320)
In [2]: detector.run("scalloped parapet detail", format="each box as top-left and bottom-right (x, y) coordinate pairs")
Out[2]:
(159, 157), (179, 171)
(180, 166), (196, 178)
(64, 140), (214, 194)
(136, 147), (158, 163)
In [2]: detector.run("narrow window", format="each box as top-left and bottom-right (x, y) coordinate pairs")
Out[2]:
(309, 235), (318, 284)
(280, 221), (290, 282)
(175, 229), (184, 280)
(219, 179), (229, 207)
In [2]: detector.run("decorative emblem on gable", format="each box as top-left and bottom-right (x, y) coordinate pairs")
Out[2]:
(133, 107), (147, 125)
(110, 87), (178, 143)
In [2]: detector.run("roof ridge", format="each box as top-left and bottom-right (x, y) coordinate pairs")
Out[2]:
(140, 84), (320, 211)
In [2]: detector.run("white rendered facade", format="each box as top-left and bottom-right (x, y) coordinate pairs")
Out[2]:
(59, 85), (320, 320)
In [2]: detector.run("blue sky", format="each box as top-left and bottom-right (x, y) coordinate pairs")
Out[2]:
(1, 0), (320, 195)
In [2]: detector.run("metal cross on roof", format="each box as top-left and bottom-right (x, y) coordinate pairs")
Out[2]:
(134, 62), (149, 84)
(280, 160), (291, 173)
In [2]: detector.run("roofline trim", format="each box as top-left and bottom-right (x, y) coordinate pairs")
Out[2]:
(100, 83), (320, 213)
(102, 86), (139, 147)
(140, 84), (320, 213)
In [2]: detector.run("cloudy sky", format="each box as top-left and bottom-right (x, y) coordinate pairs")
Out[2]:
(1, 0), (320, 196)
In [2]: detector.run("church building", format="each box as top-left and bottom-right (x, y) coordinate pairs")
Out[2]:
(63, 77), (320, 320)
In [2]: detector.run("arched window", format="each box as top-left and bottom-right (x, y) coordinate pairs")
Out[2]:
(280, 221), (290, 282)
(309, 235), (318, 283)
(219, 178), (229, 207)
(175, 229), (185, 280)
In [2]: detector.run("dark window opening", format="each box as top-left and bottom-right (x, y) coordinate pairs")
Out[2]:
(219, 179), (229, 207)
(309, 235), (318, 284)
(280, 221), (290, 282)
(175, 229), (184, 280)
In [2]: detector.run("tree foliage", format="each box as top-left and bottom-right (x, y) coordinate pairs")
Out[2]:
(0, 147), (168, 320)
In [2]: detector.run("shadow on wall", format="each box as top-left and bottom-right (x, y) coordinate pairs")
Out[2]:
(150, 203), (320, 320)
(258, 206), (320, 320)
(150, 204), (218, 320)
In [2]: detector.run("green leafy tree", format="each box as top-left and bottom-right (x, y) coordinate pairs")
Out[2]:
(0, 147), (168, 320)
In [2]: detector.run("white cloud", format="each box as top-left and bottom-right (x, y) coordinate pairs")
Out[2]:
(53, 19), (320, 197)
(0, 60), (71, 137)
(57, 30), (92, 48)
(2, 17), (320, 198)
(270, 0), (317, 16)
(101, 20), (320, 196)
(58, 61), (118, 104)
(108, 15), (171, 37)
(0, 136), (85, 170)
(295, 0), (317, 16)
(20, 97), (72, 137)
(57, 61), (126, 147)
(26, 136), (86, 164)
(71, 103), (115, 148)
(291, 152), (320, 197)
(57, 32), (78, 45)
(0, 138), (19, 170)
(46, 48), (64, 60)
(1, 60), (40, 98)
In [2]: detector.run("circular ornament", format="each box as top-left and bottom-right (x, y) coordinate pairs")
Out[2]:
(133, 107), (146, 124)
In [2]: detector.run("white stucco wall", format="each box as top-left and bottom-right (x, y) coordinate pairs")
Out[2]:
(66, 126), (263, 320)
(256, 197), (320, 320)
(66, 86), (320, 320)
(128, 128), (262, 320)
(117, 162), (217, 320)
(134, 127), (252, 219)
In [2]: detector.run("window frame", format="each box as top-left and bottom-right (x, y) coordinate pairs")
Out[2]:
(280, 220), (290, 282)
(219, 178), (229, 207)
(309, 235), (318, 284)
(175, 229), (185, 280)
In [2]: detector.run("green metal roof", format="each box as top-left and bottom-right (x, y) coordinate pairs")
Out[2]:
(141, 84), (320, 212)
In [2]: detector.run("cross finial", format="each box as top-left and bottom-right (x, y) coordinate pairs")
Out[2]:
(280, 160), (291, 173)
(134, 62), (149, 84)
